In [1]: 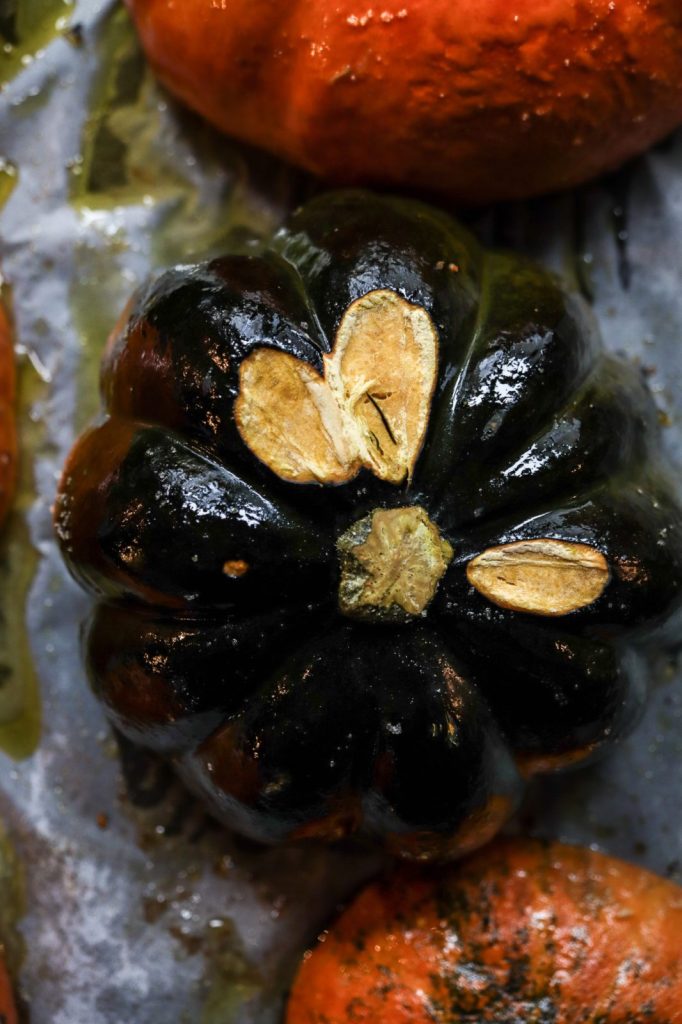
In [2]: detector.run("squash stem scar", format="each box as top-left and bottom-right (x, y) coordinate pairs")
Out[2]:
(337, 506), (453, 623)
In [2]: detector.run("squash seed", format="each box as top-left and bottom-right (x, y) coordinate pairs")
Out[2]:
(234, 289), (438, 485)
(466, 539), (609, 617)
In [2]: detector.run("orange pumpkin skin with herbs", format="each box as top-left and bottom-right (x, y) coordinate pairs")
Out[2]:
(125, 0), (682, 204)
(0, 303), (16, 527)
(287, 839), (682, 1023)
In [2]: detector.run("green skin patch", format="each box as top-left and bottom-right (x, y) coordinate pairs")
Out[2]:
(337, 506), (454, 624)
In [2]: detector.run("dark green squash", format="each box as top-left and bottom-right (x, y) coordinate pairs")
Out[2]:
(54, 192), (682, 859)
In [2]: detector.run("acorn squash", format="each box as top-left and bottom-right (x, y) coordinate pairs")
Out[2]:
(125, 0), (682, 204)
(54, 192), (682, 858)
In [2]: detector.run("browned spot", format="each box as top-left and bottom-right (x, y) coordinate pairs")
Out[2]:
(97, 660), (183, 726)
(102, 311), (190, 432)
(199, 722), (262, 805)
(222, 559), (249, 578)
(385, 794), (515, 862)
(614, 557), (647, 584)
(142, 894), (168, 924)
(467, 539), (609, 617)
(289, 795), (363, 842)
(234, 289), (438, 485)
(516, 743), (598, 778)
(338, 506), (453, 621)
(168, 925), (203, 956)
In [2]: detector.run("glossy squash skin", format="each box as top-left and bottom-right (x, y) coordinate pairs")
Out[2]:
(0, 302), (16, 527)
(126, 0), (682, 204)
(286, 838), (682, 1023)
(55, 192), (682, 858)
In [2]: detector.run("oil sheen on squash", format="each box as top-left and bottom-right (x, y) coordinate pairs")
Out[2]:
(54, 192), (682, 858)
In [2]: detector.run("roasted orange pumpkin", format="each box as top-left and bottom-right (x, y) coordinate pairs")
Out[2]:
(125, 0), (682, 204)
(0, 953), (17, 1024)
(0, 302), (16, 527)
(287, 838), (682, 1023)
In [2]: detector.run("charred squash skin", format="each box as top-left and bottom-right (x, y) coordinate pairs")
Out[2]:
(125, 0), (682, 204)
(286, 838), (682, 1023)
(0, 303), (16, 527)
(54, 193), (682, 857)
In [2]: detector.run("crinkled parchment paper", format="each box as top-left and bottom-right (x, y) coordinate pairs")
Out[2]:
(0, 3), (681, 1021)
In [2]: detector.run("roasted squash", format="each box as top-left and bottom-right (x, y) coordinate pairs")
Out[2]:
(0, 955), (17, 1024)
(0, 821), (21, 1024)
(0, 954), (17, 1024)
(0, 302), (16, 527)
(54, 192), (682, 858)
(286, 837), (682, 1023)
(125, 0), (682, 204)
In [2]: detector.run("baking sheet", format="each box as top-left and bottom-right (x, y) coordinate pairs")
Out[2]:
(1, 3), (682, 1021)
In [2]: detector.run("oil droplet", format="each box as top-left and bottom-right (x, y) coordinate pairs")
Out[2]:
(0, 0), (74, 86)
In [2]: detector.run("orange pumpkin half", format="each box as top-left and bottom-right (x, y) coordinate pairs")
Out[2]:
(0, 302), (16, 527)
(125, 0), (682, 204)
(287, 838), (682, 1023)
(0, 954), (17, 1024)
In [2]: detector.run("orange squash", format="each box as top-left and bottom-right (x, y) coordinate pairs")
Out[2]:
(287, 838), (682, 1023)
(0, 954), (17, 1024)
(0, 302), (16, 527)
(125, 0), (682, 204)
